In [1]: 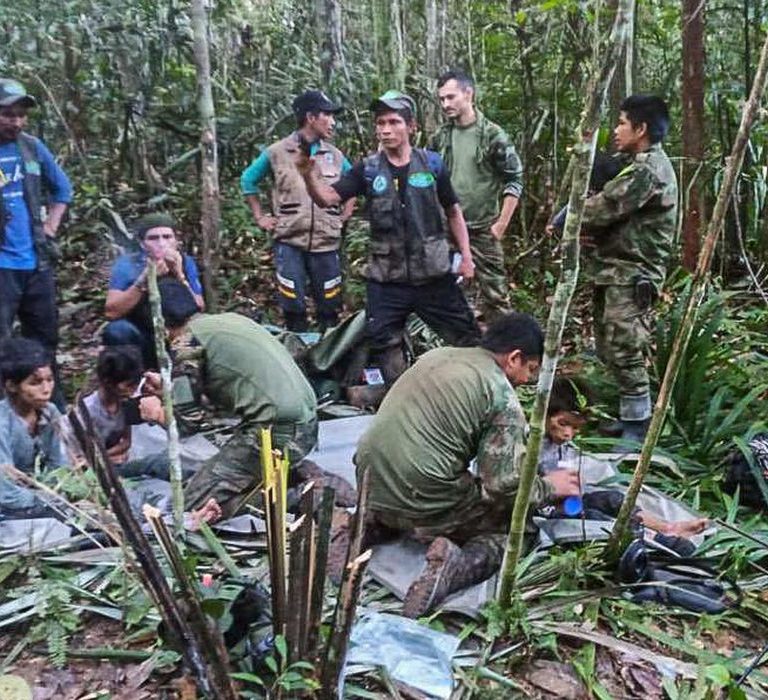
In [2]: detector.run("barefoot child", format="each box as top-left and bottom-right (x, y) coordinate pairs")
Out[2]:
(541, 377), (708, 540)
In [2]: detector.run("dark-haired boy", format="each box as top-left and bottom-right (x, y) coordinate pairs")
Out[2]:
(352, 313), (580, 617)
(432, 69), (523, 322)
(298, 90), (480, 385)
(582, 95), (678, 443)
(240, 90), (354, 332)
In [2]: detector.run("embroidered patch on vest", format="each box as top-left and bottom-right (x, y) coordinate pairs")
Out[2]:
(408, 171), (435, 188)
(372, 175), (387, 194)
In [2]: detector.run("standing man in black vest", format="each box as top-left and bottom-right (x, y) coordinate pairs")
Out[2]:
(0, 79), (72, 407)
(298, 90), (480, 383)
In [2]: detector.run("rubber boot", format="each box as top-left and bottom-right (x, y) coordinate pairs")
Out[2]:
(616, 393), (652, 451)
(402, 537), (501, 618)
(619, 418), (649, 445)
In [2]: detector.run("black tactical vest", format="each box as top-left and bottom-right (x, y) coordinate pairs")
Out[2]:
(363, 148), (451, 284)
(0, 133), (58, 270)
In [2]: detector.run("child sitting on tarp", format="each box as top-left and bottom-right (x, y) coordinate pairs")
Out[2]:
(0, 338), (68, 519)
(539, 376), (708, 543)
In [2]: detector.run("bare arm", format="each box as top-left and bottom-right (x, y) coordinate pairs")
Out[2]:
(105, 271), (148, 320)
(245, 194), (277, 232)
(445, 203), (475, 280)
(490, 194), (519, 240)
(43, 202), (68, 237)
(341, 197), (355, 222)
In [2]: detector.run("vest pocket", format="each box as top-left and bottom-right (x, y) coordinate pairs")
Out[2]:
(422, 237), (451, 278)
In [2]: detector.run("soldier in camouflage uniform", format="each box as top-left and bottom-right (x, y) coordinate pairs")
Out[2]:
(141, 282), (319, 520)
(581, 95), (678, 443)
(432, 70), (523, 322)
(353, 313), (580, 617)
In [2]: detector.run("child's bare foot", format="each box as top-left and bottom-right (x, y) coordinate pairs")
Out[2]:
(188, 498), (222, 530)
(664, 517), (709, 537)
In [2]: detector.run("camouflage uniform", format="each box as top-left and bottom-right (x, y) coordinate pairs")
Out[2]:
(432, 110), (523, 321)
(169, 313), (318, 519)
(355, 346), (552, 580)
(581, 143), (678, 421)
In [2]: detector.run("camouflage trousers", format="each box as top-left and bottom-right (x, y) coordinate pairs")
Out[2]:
(593, 284), (652, 399)
(466, 226), (509, 322)
(183, 418), (318, 519)
(364, 497), (514, 570)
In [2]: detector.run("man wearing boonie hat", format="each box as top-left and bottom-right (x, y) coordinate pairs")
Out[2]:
(0, 78), (73, 408)
(297, 89), (480, 387)
(241, 89), (354, 332)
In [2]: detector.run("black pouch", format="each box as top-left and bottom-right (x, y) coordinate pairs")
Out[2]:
(633, 275), (655, 311)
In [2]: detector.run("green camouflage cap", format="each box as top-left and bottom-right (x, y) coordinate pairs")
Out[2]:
(0, 79), (37, 108)
(370, 90), (416, 117)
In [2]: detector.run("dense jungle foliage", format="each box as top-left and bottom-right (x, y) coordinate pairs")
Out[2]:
(3, 0), (768, 697)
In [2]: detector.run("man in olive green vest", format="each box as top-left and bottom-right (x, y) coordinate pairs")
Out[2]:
(432, 69), (523, 323)
(241, 90), (354, 332)
(581, 95), (678, 443)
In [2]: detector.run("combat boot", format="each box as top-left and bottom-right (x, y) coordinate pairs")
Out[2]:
(402, 537), (501, 618)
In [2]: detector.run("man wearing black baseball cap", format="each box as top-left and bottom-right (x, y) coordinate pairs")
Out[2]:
(0, 78), (72, 408)
(297, 89), (479, 388)
(240, 89), (354, 332)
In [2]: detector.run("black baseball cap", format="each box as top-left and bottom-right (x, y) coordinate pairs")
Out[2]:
(370, 90), (416, 117)
(292, 90), (341, 117)
(0, 79), (37, 109)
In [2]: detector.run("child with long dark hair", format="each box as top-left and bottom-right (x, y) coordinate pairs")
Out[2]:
(0, 338), (67, 517)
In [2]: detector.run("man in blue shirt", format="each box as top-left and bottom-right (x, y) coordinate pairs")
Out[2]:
(0, 78), (73, 407)
(240, 90), (354, 332)
(104, 213), (204, 367)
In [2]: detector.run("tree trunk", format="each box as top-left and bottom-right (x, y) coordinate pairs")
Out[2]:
(606, 25), (768, 560)
(496, 0), (637, 607)
(390, 0), (406, 91)
(424, 0), (439, 134)
(317, 0), (343, 86)
(191, 0), (221, 311)
(681, 0), (707, 271)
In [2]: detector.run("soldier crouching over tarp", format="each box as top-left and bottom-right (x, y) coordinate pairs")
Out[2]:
(351, 313), (581, 618)
(140, 281), (319, 520)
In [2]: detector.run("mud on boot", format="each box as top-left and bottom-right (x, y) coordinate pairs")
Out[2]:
(402, 537), (464, 618)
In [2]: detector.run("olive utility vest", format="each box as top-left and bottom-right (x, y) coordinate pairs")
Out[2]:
(0, 133), (59, 269)
(363, 149), (451, 284)
(267, 133), (345, 253)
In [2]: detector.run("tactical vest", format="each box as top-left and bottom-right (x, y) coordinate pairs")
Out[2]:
(363, 149), (451, 284)
(0, 133), (58, 270)
(267, 133), (344, 253)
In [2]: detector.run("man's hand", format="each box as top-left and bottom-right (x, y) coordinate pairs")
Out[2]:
(139, 396), (166, 425)
(142, 371), (163, 396)
(257, 214), (278, 231)
(43, 221), (57, 238)
(490, 219), (508, 240)
(106, 435), (131, 464)
(458, 255), (475, 281)
(164, 249), (184, 279)
(543, 469), (581, 498)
